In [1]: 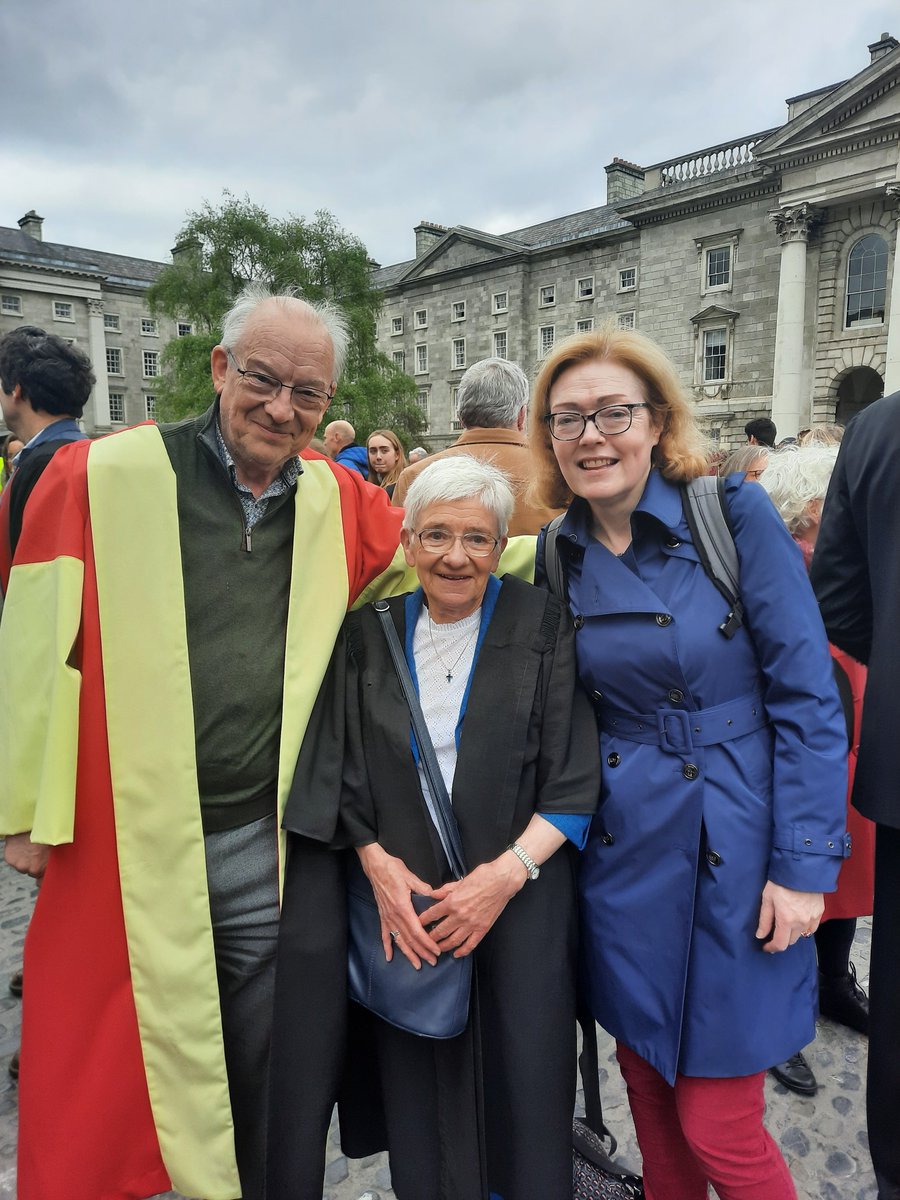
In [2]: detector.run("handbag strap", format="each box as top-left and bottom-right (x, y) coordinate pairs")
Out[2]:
(374, 600), (468, 881)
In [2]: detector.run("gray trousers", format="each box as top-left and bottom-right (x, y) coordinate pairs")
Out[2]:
(205, 813), (280, 1200)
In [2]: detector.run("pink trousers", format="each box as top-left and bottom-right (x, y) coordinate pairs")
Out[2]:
(616, 1042), (796, 1200)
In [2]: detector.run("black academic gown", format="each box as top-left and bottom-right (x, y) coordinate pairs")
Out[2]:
(268, 574), (600, 1200)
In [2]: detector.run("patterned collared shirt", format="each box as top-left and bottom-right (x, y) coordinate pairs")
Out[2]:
(213, 421), (303, 532)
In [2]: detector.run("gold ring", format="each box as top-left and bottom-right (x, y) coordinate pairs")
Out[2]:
(801, 930), (813, 938)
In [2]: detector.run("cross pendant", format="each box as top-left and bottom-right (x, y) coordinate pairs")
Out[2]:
(446, 671), (453, 683)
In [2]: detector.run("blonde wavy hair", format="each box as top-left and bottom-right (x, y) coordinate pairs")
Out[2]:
(529, 327), (710, 509)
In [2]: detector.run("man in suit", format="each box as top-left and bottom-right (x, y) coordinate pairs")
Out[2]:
(392, 357), (561, 535)
(811, 392), (900, 1200)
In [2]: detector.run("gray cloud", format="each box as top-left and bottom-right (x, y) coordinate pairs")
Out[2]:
(2, 0), (896, 267)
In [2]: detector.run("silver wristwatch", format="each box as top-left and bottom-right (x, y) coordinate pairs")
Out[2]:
(508, 841), (540, 881)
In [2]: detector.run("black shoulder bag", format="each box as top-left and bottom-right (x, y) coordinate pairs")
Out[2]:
(345, 599), (473, 1039)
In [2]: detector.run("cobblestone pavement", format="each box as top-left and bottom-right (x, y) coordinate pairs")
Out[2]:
(0, 860), (877, 1200)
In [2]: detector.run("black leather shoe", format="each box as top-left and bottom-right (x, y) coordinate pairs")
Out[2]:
(819, 961), (869, 1035)
(769, 1051), (818, 1095)
(9, 970), (22, 998)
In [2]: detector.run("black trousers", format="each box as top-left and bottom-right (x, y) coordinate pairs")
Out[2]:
(868, 823), (900, 1195)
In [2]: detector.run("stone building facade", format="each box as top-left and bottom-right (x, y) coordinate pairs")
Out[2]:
(373, 34), (900, 449)
(0, 212), (189, 433)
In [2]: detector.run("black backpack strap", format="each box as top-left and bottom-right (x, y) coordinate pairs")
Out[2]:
(681, 476), (744, 639)
(577, 1001), (614, 1149)
(541, 514), (567, 601)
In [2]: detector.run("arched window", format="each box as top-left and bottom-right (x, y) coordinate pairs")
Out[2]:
(845, 234), (888, 328)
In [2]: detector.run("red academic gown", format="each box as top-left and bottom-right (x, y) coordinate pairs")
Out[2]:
(0, 425), (404, 1200)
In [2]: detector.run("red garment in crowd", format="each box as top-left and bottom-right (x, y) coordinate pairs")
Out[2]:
(796, 537), (874, 921)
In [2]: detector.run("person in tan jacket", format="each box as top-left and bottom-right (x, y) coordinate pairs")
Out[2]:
(392, 357), (562, 535)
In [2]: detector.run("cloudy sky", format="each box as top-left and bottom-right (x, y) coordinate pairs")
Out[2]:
(2, 0), (897, 270)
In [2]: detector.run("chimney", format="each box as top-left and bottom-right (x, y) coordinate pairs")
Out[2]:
(18, 210), (44, 241)
(414, 221), (446, 257)
(604, 159), (645, 205)
(869, 32), (898, 63)
(171, 236), (202, 262)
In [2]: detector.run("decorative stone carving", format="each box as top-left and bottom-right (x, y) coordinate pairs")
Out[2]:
(87, 298), (104, 317)
(768, 203), (821, 244)
(885, 182), (900, 215)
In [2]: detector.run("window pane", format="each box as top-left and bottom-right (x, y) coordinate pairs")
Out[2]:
(846, 235), (888, 326)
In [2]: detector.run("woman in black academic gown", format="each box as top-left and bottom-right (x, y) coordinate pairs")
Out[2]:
(269, 454), (599, 1200)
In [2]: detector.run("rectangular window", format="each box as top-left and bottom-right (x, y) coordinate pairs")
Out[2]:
(703, 329), (727, 382)
(617, 311), (636, 330)
(493, 291), (508, 313)
(141, 317), (159, 336)
(176, 321), (194, 337)
(706, 247), (731, 289)
(577, 276), (594, 300)
(452, 338), (466, 369)
(104, 312), (120, 331)
(539, 325), (555, 357)
(391, 316), (403, 335)
(415, 344), (428, 374)
(539, 285), (556, 307)
(416, 388), (430, 415)
(414, 308), (428, 328)
(392, 350), (406, 370)
(451, 300), (466, 322)
(143, 350), (160, 377)
(493, 330), (508, 359)
(1, 294), (22, 315)
(145, 395), (158, 420)
(618, 268), (636, 292)
(576, 318), (594, 333)
(53, 300), (74, 321)
(106, 347), (123, 375)
(451, 386), (463, 431)
(108, 392), (125, 422)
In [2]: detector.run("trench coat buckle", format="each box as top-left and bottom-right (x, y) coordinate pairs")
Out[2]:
(657, 708), (694, 755)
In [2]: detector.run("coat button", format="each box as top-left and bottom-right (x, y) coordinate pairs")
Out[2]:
(667, 688), (684, 704)
(706, 849), (722, 866)
(655, 613), (673, 627)
(682, 763), (699, 781)
(607, 753), (621, 768)
(665, 535), (681, 549)
(601, 832), (615, 846)
(573, 614), (585, 630)
(592, 690), (603, 702)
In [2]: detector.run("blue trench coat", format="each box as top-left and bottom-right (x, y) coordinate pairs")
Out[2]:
(537, 470), (849, 1083)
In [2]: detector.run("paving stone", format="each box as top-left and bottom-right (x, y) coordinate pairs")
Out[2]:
(0, 863), (879, 1200)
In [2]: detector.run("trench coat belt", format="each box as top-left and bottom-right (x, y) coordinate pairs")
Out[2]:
(596, 692), (768, 756)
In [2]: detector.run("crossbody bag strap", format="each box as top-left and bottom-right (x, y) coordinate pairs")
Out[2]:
(374, 600), (469, 881)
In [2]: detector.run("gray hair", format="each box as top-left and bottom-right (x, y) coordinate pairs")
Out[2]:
(760, 445), (839, 535)
(456, 357), (529, 429)
(401, 454), (514, 539)
(720, 444), (769, 477)
(219, 282), (350, 379)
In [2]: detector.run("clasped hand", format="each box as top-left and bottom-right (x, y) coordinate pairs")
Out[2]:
(357, 843), (524, 969)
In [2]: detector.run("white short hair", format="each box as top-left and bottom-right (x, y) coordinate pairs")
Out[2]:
(760, 445), (839, 535)
(220, 282), (350, 379)
(402, 455), (514, 538)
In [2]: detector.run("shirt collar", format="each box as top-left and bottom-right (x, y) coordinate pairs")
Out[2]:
(16, 418), (87, 465)
(211, 417), (303, 493)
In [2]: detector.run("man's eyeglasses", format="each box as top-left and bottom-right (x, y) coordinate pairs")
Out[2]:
(412, 528), (500, 557)
(545, 403), (648, 442)
(226, 349), (332, 412)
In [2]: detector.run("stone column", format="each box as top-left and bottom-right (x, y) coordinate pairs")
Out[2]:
(769, 203), (819, 438)
(86, 297), (110, 432)
(882, 183), (900, 396)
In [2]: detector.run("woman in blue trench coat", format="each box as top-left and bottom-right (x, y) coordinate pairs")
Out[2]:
(529, 328), (849, 1200)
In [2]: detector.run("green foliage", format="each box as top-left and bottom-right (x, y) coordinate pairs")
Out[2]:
(328, 357), (426, 447)
(148, 193), (410, 429)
